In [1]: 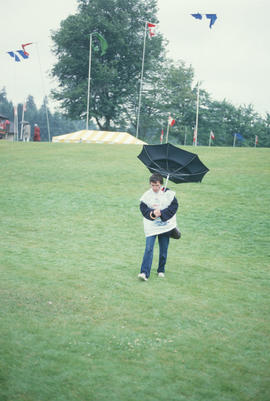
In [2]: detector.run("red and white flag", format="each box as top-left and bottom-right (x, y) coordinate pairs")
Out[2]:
(168, 116), (176, 127)
(209, 130), (214, 146)
(21, 42), (33, 57)
(160, 128), (164, 143)
(147, 23), (156, 38)
(193, 128), (197, 143)
(255, 135), (258, 145)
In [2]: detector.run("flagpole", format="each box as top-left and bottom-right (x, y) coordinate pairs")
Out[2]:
(14, 105), (18, 141)
(136, 22), (147, 139)
(20, 102), (25, 141)
(20, 101), (26, 140)
(11, 59), (18, 141)
(233, 133), (236, 147)
(160, 128), (164, 144)
(35, 42), (51, 142)
(86, 33), (93, 131)
(208, 131), (211, 146)
(194, 84), (200, 146)
(166, 115), (170, 143)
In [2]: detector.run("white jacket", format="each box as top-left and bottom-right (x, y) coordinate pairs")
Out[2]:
(140, 188), (177, 237)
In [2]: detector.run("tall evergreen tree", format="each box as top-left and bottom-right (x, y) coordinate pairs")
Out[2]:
(0, 88), (14, 119)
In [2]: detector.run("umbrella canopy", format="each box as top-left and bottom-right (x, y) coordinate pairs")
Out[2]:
(137, 143), (209, 183)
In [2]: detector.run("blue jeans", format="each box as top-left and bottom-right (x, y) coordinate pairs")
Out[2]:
(140, 233), (170, 278)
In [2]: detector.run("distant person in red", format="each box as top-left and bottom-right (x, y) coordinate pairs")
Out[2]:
(5, 120), (10, 133)
(34, 124), (41, 141)
(0, 120), (10, 133)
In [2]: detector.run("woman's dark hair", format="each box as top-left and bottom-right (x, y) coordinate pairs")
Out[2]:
(149, 173), (163, 184)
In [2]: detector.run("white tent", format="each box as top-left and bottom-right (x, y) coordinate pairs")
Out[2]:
(52, 130), (146, 145)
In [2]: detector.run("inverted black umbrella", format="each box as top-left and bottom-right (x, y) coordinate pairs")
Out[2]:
(137, 143), (209, 184)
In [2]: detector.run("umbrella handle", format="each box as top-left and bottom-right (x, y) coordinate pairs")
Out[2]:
(164, 174), (170, 190)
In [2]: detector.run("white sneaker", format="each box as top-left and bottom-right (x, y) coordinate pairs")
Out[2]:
(138, 273), (148, 281)
(158, 272), (165, 278)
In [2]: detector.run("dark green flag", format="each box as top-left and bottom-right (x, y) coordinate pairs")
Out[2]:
(93, 32), (108, 56)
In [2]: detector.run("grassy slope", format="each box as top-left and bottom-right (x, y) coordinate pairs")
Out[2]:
(0, 142), (269, 401)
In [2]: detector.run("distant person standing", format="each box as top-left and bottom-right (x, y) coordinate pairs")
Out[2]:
(34, 124), (41, 141)
(23, 123), (31, 142)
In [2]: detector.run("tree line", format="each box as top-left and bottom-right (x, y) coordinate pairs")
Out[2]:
(1, 0), (269, 146)
(50, 0), (269, 147)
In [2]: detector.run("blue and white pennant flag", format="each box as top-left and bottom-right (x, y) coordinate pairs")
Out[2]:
(7, 43), (33, 62)
(191, 13), (217, 29)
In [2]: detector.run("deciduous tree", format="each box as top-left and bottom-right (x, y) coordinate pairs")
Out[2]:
(51, 0), (164, 130)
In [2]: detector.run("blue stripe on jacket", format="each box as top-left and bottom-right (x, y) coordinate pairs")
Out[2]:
(140, 196), (178, 222)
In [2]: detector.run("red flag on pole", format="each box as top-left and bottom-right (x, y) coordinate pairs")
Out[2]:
(160, 128), (164, 144)
(193, 128), (197, 143)
(168, 116), (175, 127)
(209, 130), (215, 146)
(147, 23), (156, 38)
(165, 115), (175, 143)
(21, 43), (33, 57)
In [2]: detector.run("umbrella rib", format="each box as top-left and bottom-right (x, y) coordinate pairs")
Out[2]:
(171, 154), (198, 174)
(175, 170), (208, 177)
(143, 147), (165, 172)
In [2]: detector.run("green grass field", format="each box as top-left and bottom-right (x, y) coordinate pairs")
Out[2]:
(0, 141), (269, 401)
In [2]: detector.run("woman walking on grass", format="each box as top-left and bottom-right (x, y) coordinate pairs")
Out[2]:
(138, 173), (178, 281)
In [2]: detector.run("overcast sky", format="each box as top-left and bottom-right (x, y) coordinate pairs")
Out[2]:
(0, 0), (269, 116)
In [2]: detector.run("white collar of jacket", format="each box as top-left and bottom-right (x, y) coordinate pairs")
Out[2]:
(140, 188), (175, 209)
